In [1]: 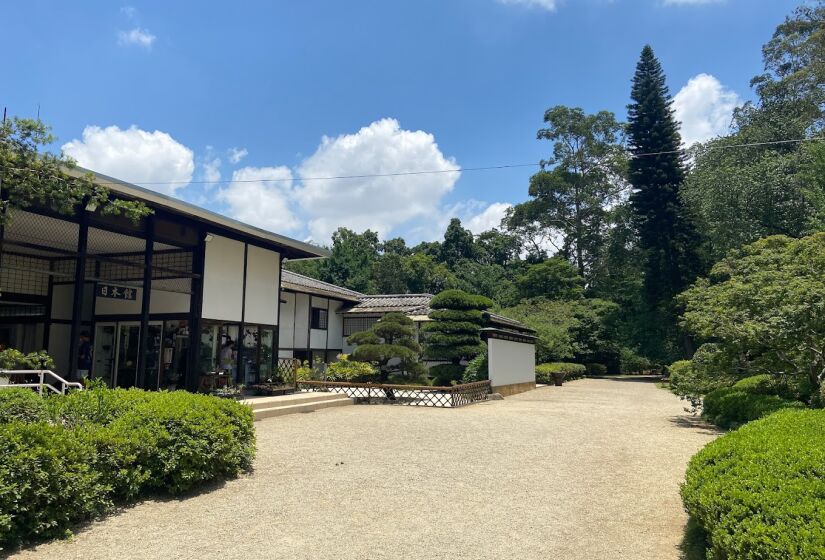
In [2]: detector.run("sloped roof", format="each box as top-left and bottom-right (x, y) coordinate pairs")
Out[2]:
(281, 270), (363, 302)
(280, 273), (533, 335)
(343, 294), (433, 315)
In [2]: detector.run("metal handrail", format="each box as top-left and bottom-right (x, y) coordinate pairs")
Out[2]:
(0, 369), (84, 395)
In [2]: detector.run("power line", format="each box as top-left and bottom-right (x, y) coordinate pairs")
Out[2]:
(0, 135), (821, 187)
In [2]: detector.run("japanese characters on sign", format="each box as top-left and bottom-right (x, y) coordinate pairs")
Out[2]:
(97, 283), (137, 301)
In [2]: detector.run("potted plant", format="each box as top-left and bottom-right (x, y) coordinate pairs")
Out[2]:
(552, 370), (566, 387)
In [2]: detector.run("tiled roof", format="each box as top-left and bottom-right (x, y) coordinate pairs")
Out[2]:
(281, 273), (533, 334)
(281, 270), (363, 302)
(485, 312), (536, 334)
(343, 294), (433, 315)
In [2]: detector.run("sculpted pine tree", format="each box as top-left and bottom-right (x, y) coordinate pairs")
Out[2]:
(423, 289), (493, 385)
(627, 45), (702, 358)
(348, 312), (424, 382)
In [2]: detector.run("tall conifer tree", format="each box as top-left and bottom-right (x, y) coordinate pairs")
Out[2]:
(627, 45), (701, 358)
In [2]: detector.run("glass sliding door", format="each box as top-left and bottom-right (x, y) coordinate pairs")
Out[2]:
(241, 326), (259, 385)
(115, 323), (141, 389)
(259, 328), (274, 383)
(93, 323), (116, 386)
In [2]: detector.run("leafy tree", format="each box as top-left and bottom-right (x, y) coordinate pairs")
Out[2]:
(373, 253), (408, 294)
(315, 228), (380, 293)
(348, 312), (424, 382)
(627, 45), (702, 359)
(381, 237), (410, 256)
(508, 106), (627, 281)
(423, 290), (493, 385)
(500, 297), (621, 371)
(514, 257), (585, 301)
(751, 0), (825, 131)
(452, 260), (516, 306)
(439, 218), (476, 266)
(0, 118), (149, 226)
(401, 253), (456, 294)
(682, 3), (825, 261)
(474, 229), (522, 267)
(679, 233), (825, 401)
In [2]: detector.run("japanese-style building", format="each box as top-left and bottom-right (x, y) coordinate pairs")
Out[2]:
(0, 169), (328, 391)
(1, 169), (536, 395)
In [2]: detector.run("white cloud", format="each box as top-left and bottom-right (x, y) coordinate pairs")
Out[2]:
(295, 118), (460, 243)
(118, 27), (156, 48)
(497, 0), (558, 11)
(202, 158), (221, 185)
(228, 147), (248, 164)
(673, 73), (741, 146)
(465, 202), (513, 234)
(62, 125), (194, 196)
(217, 166), (301, 233)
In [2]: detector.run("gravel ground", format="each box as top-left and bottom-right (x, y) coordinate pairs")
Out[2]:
(11, 377), (718, 560)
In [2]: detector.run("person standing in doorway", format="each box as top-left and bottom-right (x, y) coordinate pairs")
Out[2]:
(77, 331), (93, 380)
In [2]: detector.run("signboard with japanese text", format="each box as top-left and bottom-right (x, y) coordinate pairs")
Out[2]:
(97, 284), (138, 301)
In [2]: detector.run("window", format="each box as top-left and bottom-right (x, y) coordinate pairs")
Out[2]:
(343, 316), (379, 336)
(311, 307), (328, 330)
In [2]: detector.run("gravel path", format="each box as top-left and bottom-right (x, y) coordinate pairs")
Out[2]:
(11, 378), (718, 560)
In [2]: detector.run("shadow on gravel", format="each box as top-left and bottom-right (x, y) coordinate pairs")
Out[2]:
(588, 375), (664, 384)
(679, 517), (709, 560)
(668, 415), (723, 436)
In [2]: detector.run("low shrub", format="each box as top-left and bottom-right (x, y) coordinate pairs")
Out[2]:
(0, 422), (111, 546)
(585, 363), (607, 377)
(324, 355), (376, 382)
(619, 347), (653, 374)
(701, 386), (805, 428)
(462, 352), (489, 383)
(536, 363), (586, 384)
(732, 374), (776, 395)
(0, 386), (255, 549)
(429, 364), (464, 386)
(0, 388), (48, 424)
(682, 409), (825, 559)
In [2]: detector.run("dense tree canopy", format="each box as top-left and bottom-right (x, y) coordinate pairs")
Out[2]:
(679, 233), (825, 398)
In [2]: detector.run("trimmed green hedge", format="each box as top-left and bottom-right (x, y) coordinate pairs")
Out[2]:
(702, 386), (805, 428)
(0, 387), (255, 548)
(682, 409), (825, 559)
(429, 290), (493, 310)
(535, 362), (586, 384)
(0, 389), (48, 424)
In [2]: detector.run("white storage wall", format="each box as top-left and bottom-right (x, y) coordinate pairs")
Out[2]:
(487, 337), (536, 388)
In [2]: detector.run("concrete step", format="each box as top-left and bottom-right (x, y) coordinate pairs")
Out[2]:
(245, 391), (349, 411)
(252, 394), (353, 421)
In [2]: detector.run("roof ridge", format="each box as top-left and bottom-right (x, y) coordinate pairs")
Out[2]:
(281, 270), (365, 296)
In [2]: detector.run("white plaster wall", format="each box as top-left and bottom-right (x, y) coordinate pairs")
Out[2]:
(293, 293), (309, 348)
(487, 338), (536, 388)
(244, 245), (280, 325)
(278, 292), (296, 348)
(278, 349), (294, 358)
(309, 296), (329, 349)
(202, 235), (244, 322)
(328, 300), (343, 348)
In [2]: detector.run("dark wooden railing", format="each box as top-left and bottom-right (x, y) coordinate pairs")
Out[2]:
(296, 379), (491, 408)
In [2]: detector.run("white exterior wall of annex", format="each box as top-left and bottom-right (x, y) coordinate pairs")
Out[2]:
(201, 234), (280, 325)
(487, 337), (536, 390)
(278, 292), (296, 357)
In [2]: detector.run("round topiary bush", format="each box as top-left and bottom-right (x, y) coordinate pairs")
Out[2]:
(682, 409), (825, 559)
(701, 386), (805, 428)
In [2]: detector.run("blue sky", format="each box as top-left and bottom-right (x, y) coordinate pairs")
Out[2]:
(2, 0), (800, 245)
